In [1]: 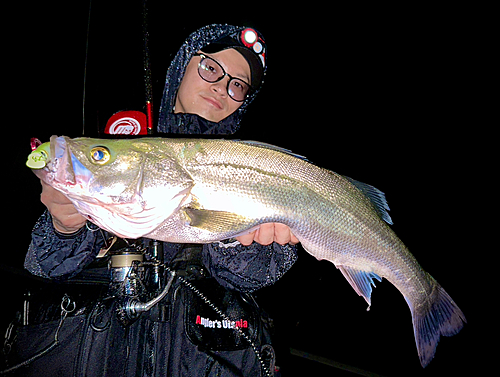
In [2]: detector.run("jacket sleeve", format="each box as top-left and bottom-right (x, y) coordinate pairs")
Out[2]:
(203, 241), (298, 293)
(25, 210), (106, 279)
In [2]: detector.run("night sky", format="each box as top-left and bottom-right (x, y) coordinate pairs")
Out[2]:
(4, 1), (480, 376)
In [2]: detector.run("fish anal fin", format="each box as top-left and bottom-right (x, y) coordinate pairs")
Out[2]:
(184, 208), (256, 235)
(338, 265), (382, 308)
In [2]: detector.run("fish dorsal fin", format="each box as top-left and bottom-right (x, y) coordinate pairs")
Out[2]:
(338, 265), (382, 309)
(344, 176), (393, 225)
(236, 140), (308, 161)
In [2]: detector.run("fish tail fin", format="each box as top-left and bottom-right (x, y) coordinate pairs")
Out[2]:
(406, 278), (466, 367)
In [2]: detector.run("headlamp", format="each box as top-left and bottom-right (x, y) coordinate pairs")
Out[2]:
(240, 28), (266, 67)
(201, 27), (266, 88)
(242, 29), (258, 45)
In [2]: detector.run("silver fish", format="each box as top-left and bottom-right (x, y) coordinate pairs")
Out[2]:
(27, 135), (466, 367)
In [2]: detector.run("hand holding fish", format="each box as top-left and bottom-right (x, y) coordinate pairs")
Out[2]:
(40, 180), (87, 234)
(235, 223), (299, 246)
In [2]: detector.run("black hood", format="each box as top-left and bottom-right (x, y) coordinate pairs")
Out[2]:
(157, 24), (266, 135)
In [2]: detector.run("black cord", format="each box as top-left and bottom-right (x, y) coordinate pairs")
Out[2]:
(0, 295), (76, 374)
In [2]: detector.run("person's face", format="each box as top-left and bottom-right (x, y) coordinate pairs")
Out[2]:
(174, 48), (251, 123)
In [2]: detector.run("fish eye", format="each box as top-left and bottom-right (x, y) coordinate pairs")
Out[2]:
(90, 146), (111, 165)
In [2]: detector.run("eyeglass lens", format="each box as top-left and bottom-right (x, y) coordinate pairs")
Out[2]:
(198, 56), (250, 102)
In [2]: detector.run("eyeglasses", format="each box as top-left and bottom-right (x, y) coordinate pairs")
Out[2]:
(194, 53), (252, 102)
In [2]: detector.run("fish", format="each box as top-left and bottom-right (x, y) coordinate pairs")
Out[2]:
(27, 135), (466, 367)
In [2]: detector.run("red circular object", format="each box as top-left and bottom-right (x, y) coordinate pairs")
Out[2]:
(104, 110), (147, 135)
(240, 28), (258, 48)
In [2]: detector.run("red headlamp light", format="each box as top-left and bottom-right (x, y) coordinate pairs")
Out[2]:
(240, 28), (266, 67)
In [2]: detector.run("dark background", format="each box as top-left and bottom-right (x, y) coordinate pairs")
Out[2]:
(4, 1), (484, 376)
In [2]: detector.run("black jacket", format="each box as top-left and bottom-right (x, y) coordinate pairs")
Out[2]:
(15, 24), (297, 377)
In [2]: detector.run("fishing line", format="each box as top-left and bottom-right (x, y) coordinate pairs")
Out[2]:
(82, 0), (153, 136)
(82, 0), (92, 136)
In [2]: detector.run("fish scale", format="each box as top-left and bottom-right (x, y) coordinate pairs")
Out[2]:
(27, 136), (466, 368)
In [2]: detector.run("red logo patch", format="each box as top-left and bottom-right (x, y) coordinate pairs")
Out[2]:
(104, 110), (147, 135)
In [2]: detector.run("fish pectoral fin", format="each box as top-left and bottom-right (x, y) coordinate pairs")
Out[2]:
(338, 265), (382, 308)
(184, 208), (255, 235)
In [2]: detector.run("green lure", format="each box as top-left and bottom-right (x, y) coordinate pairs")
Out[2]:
(26, 142), (50, 169)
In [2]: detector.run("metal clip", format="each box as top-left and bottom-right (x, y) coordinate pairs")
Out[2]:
(61, 294), (76, 316)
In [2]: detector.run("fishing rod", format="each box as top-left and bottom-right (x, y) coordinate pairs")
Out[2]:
(82, 0), (153, 137)
(142, 0), (154, 135)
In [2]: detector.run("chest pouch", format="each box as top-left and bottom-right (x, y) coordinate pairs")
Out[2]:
(184, 277), (260, 351)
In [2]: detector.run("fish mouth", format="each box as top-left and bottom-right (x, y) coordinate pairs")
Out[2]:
(44, 136), (92, 190)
